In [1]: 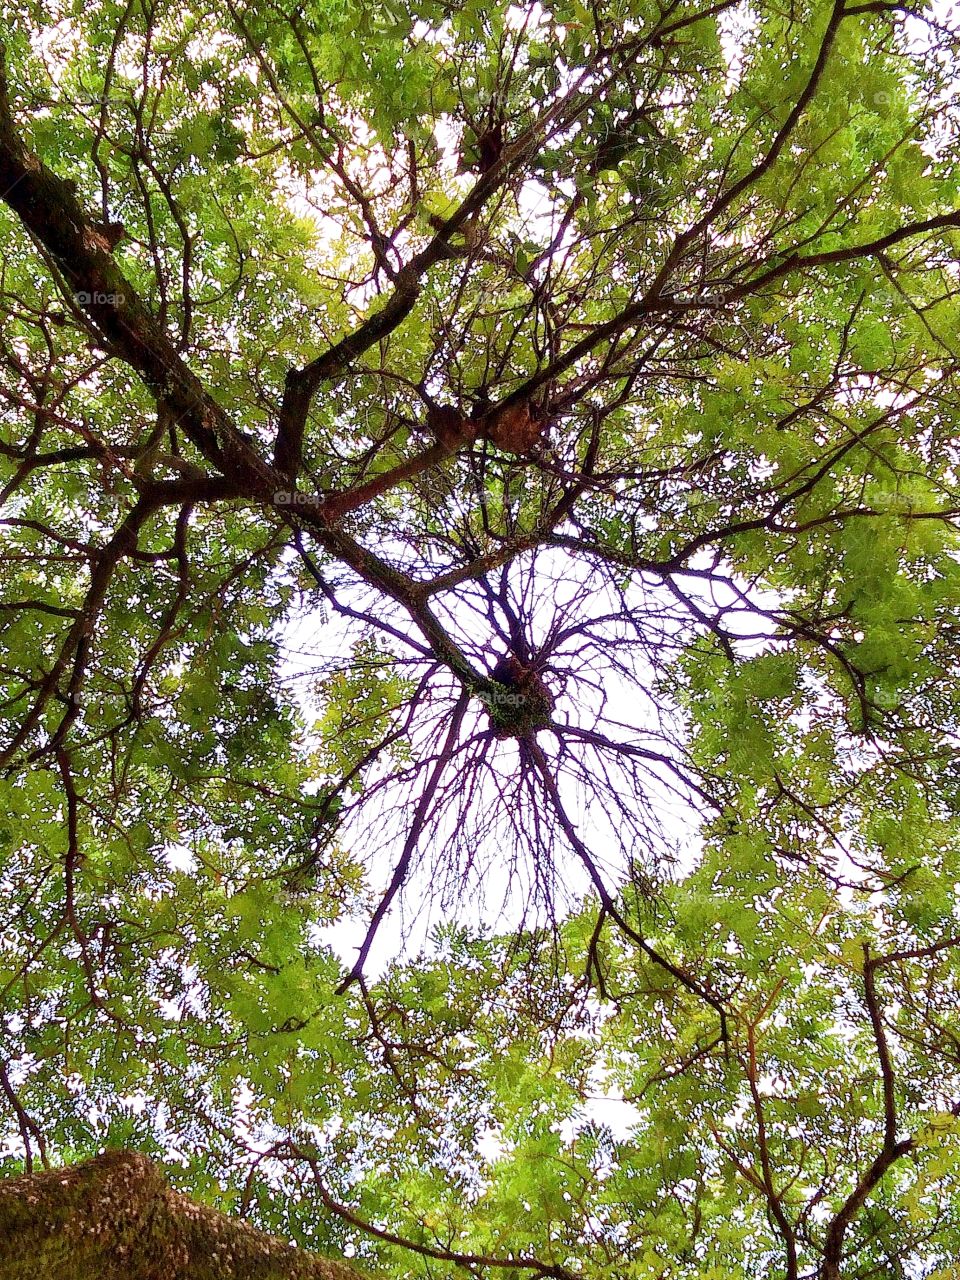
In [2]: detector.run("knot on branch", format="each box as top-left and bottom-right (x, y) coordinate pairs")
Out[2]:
(483, 654), (555, 739)
(482, 400), (547, 454)
(427, 402), (476, 451)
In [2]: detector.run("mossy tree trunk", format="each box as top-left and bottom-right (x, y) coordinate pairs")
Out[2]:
(0, 1151), (362, 1280)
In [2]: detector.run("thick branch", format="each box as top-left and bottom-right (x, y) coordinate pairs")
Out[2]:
(0, 1151), (361, 1280)
(0, 47), (272, 497)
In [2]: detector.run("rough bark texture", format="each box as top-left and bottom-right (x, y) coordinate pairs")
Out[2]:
(0, 1151), (363, 1280)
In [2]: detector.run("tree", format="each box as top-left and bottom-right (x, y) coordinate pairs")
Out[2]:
(1, 0), (960, 1275)
(0, 1150), (359, 1280)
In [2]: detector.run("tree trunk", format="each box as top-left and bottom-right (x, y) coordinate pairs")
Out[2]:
(0, 1151), (362, 1280)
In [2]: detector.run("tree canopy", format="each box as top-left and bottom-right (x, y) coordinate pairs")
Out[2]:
(1, 0), (960, 1276)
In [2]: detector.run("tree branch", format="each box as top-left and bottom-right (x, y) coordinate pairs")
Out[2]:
(0, 1151), (360, 1280)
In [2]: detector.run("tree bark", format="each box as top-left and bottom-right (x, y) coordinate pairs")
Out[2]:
(0, 1151), (363, 1280)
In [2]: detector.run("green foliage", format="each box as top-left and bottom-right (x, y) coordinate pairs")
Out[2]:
(1, 0), (960, 1277)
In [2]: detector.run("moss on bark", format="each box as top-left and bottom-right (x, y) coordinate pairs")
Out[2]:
(0, 1151), (363, 1280)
